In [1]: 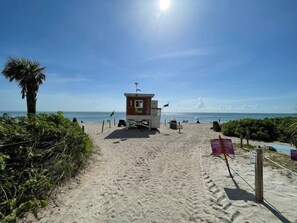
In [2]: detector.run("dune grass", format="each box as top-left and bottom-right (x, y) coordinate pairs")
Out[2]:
(0, 112), (93, 222)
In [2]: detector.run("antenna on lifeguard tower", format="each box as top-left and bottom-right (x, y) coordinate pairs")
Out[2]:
(135, 82), (141, 95)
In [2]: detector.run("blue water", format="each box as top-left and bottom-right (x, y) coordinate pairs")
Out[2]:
(1, 111), (295, 124)
(161, 112), (296, 124)
(268, 144), (297, 155)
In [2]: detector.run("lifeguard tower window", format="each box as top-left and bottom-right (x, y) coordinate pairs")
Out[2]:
(135, 100), (143, 108)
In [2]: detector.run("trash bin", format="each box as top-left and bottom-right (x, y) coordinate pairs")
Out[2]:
(213, 121), (221, 132)
(170, 120), (177, 129)
(118, 120), (126, 127)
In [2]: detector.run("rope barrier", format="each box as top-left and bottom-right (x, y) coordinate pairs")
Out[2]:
(229, 166), (255, 191)
(263, 156), (297, 176)
(207, 148), (297, 176)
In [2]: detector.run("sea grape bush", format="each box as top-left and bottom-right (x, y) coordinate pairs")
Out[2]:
(221, 117), (297, 143)
(0, 112), (92, 222)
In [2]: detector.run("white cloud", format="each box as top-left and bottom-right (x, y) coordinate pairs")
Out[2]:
(38, 92), (125, 112)
(197, 97), (205, 109)
(221, 92), (297, 103)
(241, 104), (260, 110)
(216, 105), (234, 111)
(138, 72), (177, 80)
(195, 57), (250, 78)
(46, 73), (91, 83)
(146, 48), (213, 61)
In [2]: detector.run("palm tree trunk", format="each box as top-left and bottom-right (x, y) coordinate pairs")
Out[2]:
(26, 93), (37, 115)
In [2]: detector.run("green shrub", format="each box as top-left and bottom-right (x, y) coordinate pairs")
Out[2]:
(221, 117), (297, 142)
(0, 112), (92, 222)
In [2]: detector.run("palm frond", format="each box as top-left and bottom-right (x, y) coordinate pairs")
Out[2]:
(1, 57), (47, 113)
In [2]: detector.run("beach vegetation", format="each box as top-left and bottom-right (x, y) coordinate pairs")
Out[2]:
(291, 123), (297, 148)
(0, 112), (92, 222)
(233, 143), (297, 176)
(221, 117), (297, 143)
(233, 142), (254, 151)
(263, 151), (297, 173)
(1, 57), (46, 115)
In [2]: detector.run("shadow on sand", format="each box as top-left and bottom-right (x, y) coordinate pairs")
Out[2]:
(262, 200), (291, 223)
(224, 175), (291, 222)
(104, 128), (160, 139)
(224, 178), (255, 202)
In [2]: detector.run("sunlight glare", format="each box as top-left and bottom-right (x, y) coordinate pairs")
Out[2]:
(160, 0), (171, 11)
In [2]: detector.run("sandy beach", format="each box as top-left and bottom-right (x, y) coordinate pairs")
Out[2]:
(22, 123), (297, 223)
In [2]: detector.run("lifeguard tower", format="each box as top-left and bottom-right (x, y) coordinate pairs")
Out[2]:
(124, 83), (161, 129)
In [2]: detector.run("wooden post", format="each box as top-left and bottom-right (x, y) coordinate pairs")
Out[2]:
(165, 119), (166, 126)
(82, 126), (84, 133)
(178, 121), (181, 134)
(219, 135), (233, 178)
(109, 120), (111, 128)
(101, 121), (105, 133)
(246, 131), (250, 146)
(114, 119), (115, 126)
(240, 134), (243, 148)
(255, 148), (263, 202)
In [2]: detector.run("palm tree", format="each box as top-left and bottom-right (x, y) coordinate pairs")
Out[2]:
(2, 57), (46, 114)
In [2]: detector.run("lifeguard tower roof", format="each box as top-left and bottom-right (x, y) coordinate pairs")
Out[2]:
(124, 93), (154, 98)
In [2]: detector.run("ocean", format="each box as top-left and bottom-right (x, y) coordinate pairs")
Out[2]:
(1, 111), (296, 124)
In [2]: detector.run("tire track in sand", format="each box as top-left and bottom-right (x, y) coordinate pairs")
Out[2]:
(200, 152), (241, 223)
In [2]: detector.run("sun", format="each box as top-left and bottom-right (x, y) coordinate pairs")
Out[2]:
(159, 0), (171, 11)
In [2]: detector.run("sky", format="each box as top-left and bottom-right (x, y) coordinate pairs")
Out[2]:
(0, 0), (297, 113)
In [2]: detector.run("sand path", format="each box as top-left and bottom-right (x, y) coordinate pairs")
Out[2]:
(23, 124), (297, 223)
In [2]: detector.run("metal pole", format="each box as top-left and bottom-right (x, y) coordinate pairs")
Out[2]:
(255, 148), (263, 202)
(219, 135), (233, 178)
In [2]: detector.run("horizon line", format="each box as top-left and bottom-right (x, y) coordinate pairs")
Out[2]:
(0, 111), (295, 115)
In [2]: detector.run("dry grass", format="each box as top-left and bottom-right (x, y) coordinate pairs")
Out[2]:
(233, 143), (297, 174)
(264, 151), (297, 173)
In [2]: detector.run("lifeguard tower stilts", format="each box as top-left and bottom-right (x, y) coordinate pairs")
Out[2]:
(124, 83), (161, 129)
